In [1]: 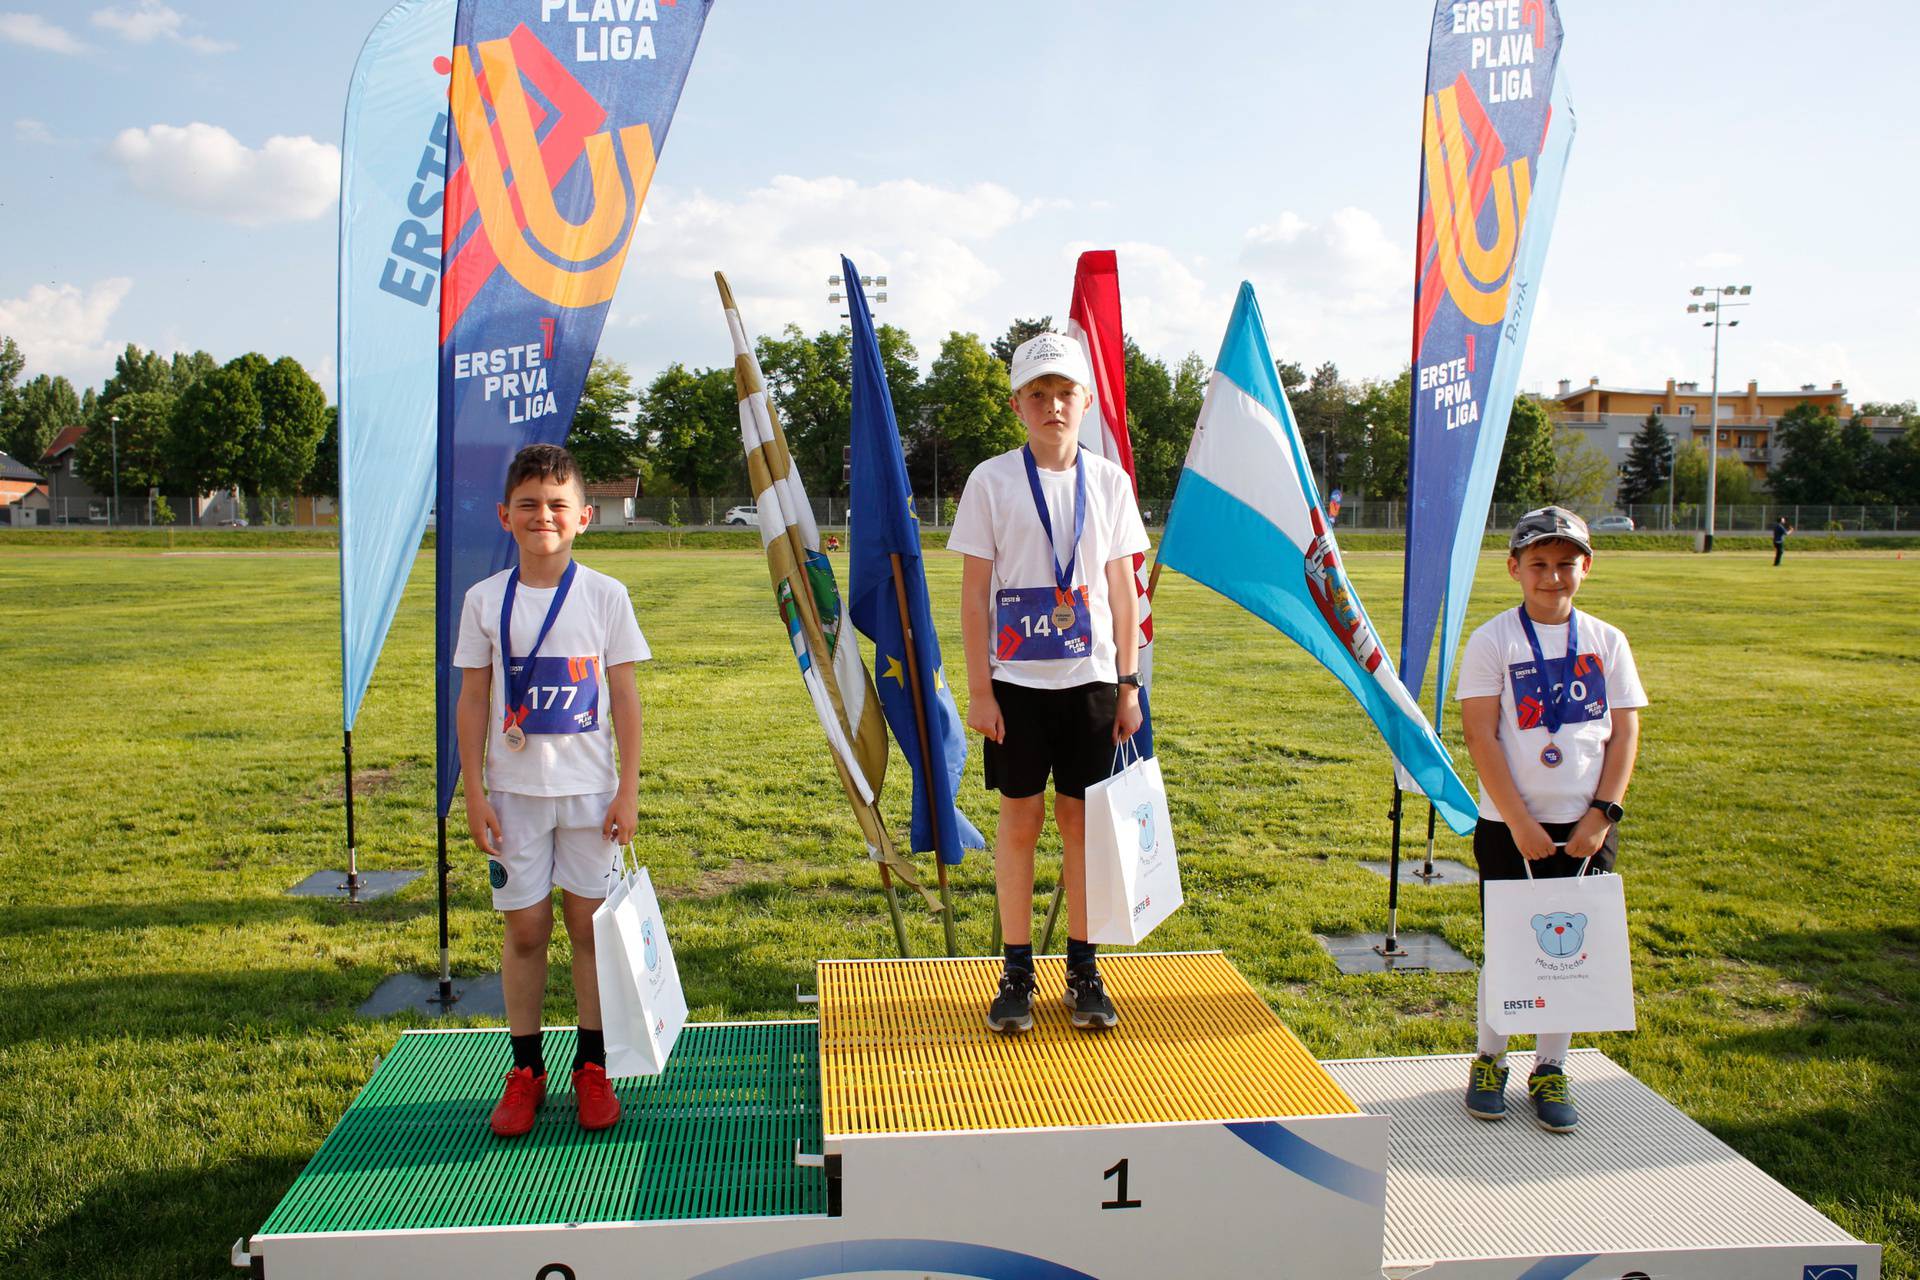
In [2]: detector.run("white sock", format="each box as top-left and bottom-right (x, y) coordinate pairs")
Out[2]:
(1475, 968), (1508, 1061)
(1534, 1033), (1572, 1067)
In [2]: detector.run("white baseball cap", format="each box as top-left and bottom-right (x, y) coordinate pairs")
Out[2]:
(1008, 331), (1094, 394)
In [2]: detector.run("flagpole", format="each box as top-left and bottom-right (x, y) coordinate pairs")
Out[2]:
(436, 812), (456, 1007)
(876, 861), (910, 958)
(888, 552), (959, 957)
(343, 729), (361, 901)
(1375, 783), (1409, 961)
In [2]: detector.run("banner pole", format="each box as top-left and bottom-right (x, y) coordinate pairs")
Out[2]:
(1374, 783), (1410, 959)
(889, 552), (958, 956)
(1038, 875), (1066, 955)
(1146, 559), (1163, 602)
(1419, 803), (1439, 880)
(436, 811), (455, 1009)
(343, 729), (361, 901)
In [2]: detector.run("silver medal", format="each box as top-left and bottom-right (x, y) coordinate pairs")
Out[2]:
(503, 723), (526, 752)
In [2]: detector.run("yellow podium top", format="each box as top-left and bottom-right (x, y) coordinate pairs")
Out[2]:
(819, 951), (1358, 1137)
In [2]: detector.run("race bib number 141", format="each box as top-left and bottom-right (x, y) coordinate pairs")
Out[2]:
(995, 585), (1092, 662)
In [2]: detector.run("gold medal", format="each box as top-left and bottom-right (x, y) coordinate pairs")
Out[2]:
(1051, 601), (1077, 630)
(503, 723), (526, 752)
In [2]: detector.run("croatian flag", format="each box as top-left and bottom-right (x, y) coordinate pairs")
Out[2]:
(1157, 283), (1477, 835)
(1067, 249), (1153, 758)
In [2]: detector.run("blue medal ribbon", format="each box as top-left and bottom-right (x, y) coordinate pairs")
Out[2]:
(499, 560), (578, 731)
(1516, 604), (1579, 734)
(1021, 444), (1087, 602)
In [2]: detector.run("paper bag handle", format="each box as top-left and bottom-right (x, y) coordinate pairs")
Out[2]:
(1520, 844), (1594, 881)
(1109, 737), (1144, 775)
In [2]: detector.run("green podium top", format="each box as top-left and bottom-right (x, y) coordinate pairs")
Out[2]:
(258, 1022), (825, 1236)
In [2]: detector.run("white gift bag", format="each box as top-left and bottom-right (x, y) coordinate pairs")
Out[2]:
(593, 847), (687, 1078)
(1083, 743), (1182, 945)
(1482, 855), (1635, 1036)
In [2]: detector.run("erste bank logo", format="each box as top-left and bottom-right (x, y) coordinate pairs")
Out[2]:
(444, 24), (657, 322)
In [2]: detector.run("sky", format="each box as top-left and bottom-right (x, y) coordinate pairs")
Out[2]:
(2, 0), (1916, 409)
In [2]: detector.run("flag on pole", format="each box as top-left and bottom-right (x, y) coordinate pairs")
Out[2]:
(1399, 0), (1575, 724)
(1067, 249), (1154, 758)
(434, 0), (712, 815)
(843, 257), (986, 866)
(717, 271), (933, 905)
(337, 0), (455, 735)
(1158, 283), (1477, 835)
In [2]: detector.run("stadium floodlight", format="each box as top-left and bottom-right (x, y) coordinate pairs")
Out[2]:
(875, 292), (888, 303)
(875, 275), (889, 287)
(1687, 303), (1701, 313)
(1739, 285), (1752, 295)
(828, 292), (843, 303)
(828, 275), (842, 286)
(1685, 284), (1754, 552)
(1690, 286), (1705, 296)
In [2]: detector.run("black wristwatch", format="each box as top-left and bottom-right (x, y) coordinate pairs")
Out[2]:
(1116, 673), (1142, 689)
(1590, 798), (1624, 824)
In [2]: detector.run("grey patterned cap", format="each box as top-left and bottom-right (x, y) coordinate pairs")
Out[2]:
(1509, 506), (1592, 556)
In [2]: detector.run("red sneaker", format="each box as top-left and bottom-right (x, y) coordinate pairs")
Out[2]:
(572, 1062), (622, 1132)
(489, 1066), (546, 1138)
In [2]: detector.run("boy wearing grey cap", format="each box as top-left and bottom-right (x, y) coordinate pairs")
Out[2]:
(1455, 506), (1648, 1132)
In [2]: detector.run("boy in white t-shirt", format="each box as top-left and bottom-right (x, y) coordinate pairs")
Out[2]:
(1455, 506), (1647, 1133)
(454, 444), (650, 1138)
(950, 332), (1150, 1034)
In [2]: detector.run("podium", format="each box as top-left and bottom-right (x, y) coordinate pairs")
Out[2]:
(239, 952), (1879, 1279)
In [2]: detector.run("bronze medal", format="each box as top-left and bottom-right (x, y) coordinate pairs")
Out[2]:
(1540, 740), (1562, 768)
(1051, 601), (1077, 630)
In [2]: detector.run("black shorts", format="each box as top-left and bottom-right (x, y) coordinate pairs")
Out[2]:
(982, 679), (1120, 800)
(1472, 816), (1619, 914)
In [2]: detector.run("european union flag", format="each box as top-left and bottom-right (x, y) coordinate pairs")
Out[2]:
(842, 256), (985, 865)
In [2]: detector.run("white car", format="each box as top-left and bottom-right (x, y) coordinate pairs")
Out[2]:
(1592, 515), (1635, 532)
(724, 505), (759, 527)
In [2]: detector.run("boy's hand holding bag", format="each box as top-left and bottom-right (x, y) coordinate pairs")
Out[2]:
(593, 844), (687, 1078)
(1083, 741), (1182, 945)
(1482, 853), (1635, 1036)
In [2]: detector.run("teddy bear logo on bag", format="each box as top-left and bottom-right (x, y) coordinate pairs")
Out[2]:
(1530, 911), (1587, 958)
(1132, 802), (1156, 855)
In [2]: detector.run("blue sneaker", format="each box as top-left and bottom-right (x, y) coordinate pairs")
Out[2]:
(1527, 1063), (1580, 1132)
(1464, 1054), (1509, 1121)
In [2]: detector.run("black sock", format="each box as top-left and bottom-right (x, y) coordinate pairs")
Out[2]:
(1067, 938), (1097, 972)
(1004, 943), (1035, 976)
(510, 1032), (545, 1077)
(573, 1027), (605, 1072)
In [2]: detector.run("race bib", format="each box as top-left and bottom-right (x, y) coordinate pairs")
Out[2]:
(1509, 652), (1608, 730)
(507, 655), (602, 734)
(995, 586), (1092, 662)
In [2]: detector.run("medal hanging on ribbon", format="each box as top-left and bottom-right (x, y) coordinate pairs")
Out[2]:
(499, 561), (578, 752)
(1022, 445), (1087, 635)
(1517, 604), (1578, 769)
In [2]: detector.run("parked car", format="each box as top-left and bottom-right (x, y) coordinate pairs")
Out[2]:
(724, 505), (759, 527)
(1592, 514), (1635, 532)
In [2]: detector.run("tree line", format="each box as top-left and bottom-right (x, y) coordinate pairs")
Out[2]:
(1613, 401), (1920, 511)
(0, 335), (329, 520)
(560, 315), (1617, 510)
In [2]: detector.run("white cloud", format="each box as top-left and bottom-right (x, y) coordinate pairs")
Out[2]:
(1238, 206), (1410, 373)
(105, 123), (337, 225)
(0, 12), (86, 52)
(15, 118), (54, 144)
(0, 278), (134, 382)
(90, 1), (232, 52)
(626, 175), (1040, 354)
(1693, 251), (1744, 271)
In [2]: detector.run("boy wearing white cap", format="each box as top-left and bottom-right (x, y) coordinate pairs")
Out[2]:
(949, 332), (1150, 1034)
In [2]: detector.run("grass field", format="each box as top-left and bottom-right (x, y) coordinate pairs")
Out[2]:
(1, 543), (1916, 1278)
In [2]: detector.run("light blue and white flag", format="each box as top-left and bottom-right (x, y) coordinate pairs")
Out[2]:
(337, 0), (455, 732)
(1157, 282), (1476, 835)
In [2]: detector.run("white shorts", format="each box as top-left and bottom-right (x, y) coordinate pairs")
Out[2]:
(487, 790), (620, 912)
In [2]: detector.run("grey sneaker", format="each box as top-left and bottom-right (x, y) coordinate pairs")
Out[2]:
(1527, 1063), (1580, 1132)
(985, 967), (1037, 1034)
(1063, 965), (1119, 1029)
(1464, 1053), (1510, 1121)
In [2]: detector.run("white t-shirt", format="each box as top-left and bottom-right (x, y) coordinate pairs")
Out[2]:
(1455, 606), (1648, 823)
(947, 446), (1149, 689)
(454, 562), (650, 797)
